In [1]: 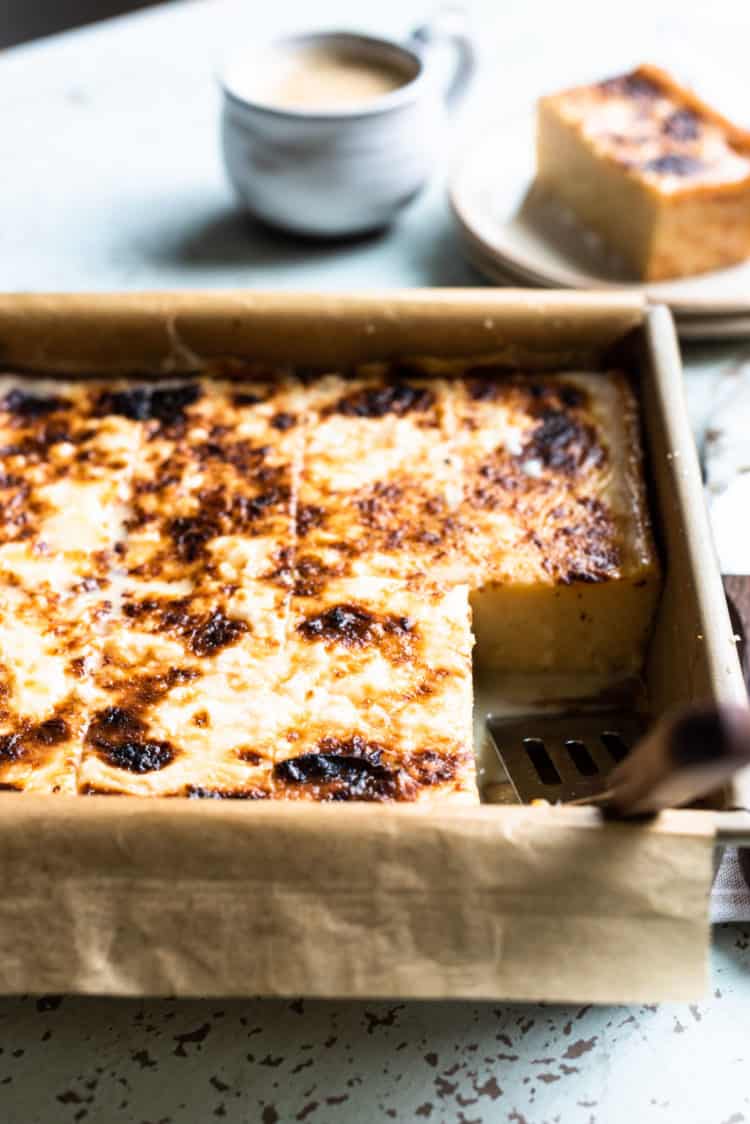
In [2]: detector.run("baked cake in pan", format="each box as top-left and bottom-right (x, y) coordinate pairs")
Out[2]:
(0, 364), (660, 801)
(537, 65), (750, 280)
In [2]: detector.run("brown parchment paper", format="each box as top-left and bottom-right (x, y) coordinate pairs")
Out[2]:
(0, 799), (714, 1002)
(0, 291), (740, 1002)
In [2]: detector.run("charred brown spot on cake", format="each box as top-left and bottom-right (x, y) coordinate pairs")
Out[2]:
(297, 603), (416, 659)
(73, 577), (103, 595)
(273, 735), (412, 800)
(0, 710), (72, 766)
(643, 153), (704, 177)
(270, 411), (296, 431)
(97, 666), (198, 722)
(86, 705), (175, 774)
(355, 481), (404, 526)
(0, 732), (23, 762)
(192, 709), (210, 728)
(87, 705), (145, 744)
(2, 388), (71, 419)
(165, 477), (290, 562)
(30, 716), (70, 746)
(522, 379), (590, 412)
(522, 409), (603, 474)
(193, 438), (273, 474)
(293, 554), (340, 596)
(0, 476), (31, 542)
(329, 381), (435, 419)
(352, 480), (460, 548)
(95, 383), (202, 427)
(399, 666), (452, 705)
(166, 512), (220, 563)
(662, 107), (700, 141)
(317, 733), (384, 757)
(404, 748), (460, 786)
(298, 604), (376, 646)
(231, 391), (264, 408)
(190, 609), (248, 657)
(260, 544), (294, 589)
(129, 667), (198, 708)
(124, 598), (249, 657)
(0, 422), (75, 459)
(464, 375), (589, 415)
(185, 785), (272, 800)
(102, 740), (174, 774)
(599, 72), (660, 100)
(0, 472), (25, 491)
(296, 504), (325, 536)
(540, 497), (621, 584)
(236, 748), (263, 765)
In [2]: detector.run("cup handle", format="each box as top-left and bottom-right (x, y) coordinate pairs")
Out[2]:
(407, 5), (476, 108)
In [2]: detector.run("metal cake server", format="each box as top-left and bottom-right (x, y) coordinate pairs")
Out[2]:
(487, 703), (750, 817)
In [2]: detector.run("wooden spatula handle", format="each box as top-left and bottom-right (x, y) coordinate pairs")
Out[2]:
(605, 703), (750, 817)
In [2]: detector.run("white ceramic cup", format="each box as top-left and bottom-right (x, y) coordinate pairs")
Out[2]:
(219, 13), (475, 237)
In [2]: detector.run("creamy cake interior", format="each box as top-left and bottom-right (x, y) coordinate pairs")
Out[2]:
(0, 363), (660, 801)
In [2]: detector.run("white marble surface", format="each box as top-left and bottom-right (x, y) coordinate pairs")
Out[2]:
(1, 1), (750, 1121)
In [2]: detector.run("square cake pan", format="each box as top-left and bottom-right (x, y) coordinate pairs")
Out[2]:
(0, 290), (745, 1003)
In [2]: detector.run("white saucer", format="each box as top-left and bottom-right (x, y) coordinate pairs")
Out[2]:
(449, 114), (750, 324)
(458, 230), (750, 341)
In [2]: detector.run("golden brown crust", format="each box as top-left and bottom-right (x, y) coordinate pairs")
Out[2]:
(452, 370), (656, 587)
(635, 64), (750, 156)
(0, 363), (659, 800)
(295, 368), (465, 585)
(540, 65), (750, 199)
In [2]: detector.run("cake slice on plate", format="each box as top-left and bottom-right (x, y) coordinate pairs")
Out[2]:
(536, 64), (750, 280)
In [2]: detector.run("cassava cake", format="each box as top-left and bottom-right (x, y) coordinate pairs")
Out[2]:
(0, 363), (660, 801)
(536, 65), (750, 280)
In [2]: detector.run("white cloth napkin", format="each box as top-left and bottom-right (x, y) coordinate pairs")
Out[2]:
(703, 363), (750, 923)
(712, 850), (750, 922)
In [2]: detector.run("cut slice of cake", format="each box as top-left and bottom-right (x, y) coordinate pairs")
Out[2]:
(91, 376), (303, 591)
(274, 577), (478, 802)
(0, 581), (95, 794)
(271, 712), (478, 804)
(453, 368), (660, 674)
(0, 377), (144, 793)
(536, 64), (750, 280)
(295, 369), (464, 587)
(74, 376), (300, 797)
(0, 377), (140, 596)
(76, 577), (289, 798)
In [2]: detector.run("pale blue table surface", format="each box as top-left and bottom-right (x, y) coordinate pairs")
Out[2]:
(2, 1), (750, 1121)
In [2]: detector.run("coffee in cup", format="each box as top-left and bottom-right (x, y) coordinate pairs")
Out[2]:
(220, 20), (475, 237)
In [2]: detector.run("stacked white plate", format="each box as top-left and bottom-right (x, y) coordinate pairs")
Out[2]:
(449, 115), (750, 341)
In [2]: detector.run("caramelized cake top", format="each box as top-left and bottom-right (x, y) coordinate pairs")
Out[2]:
(0, 362), (659, 800)
(545, 65), (750, 193)
(453, 369), (654, 587)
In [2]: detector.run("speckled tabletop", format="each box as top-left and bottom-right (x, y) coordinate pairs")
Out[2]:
(2, 0), (750, 1121)
(1, 929), (749, 1124)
